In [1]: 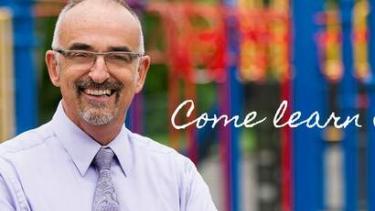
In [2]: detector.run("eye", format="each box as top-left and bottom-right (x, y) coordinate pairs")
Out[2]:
(66, 51), (92, 59)
(108, 53), (132, 63)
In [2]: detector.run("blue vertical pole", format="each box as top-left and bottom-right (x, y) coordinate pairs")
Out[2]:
(367, 0), (375, 209)
(222, 0), (242, 211)
(14, 0), (37, 133)
(292, 0), (325, 210)
(339, 0), (358, 210)
(0, 0), (37, 133)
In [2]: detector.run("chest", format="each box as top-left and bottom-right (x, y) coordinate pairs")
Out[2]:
(17, 162), (180, 211)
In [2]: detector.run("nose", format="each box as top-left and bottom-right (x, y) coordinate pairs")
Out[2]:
(88, 55), (110, 83)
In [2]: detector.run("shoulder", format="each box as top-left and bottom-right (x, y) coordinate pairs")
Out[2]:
(128, 130), (177, 155)
(0, 122), (55, 158)
(127, 129), (193, 169)
(126, 130), (201, 194)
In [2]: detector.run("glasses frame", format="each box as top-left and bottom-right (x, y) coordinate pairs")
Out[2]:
(52, 48), (145, 70)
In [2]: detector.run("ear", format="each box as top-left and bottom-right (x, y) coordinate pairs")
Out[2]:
(45, 50), (61, 87)
(135, 55), (150, 93)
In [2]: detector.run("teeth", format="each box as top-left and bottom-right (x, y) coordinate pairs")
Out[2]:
(84, 89), (112, 96)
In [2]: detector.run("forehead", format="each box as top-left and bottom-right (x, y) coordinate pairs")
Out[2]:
(58, 1), (141, 52)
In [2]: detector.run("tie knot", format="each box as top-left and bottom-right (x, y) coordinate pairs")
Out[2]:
(94, 147), (115, 171)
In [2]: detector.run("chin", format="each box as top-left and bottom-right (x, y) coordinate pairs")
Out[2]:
(79, 107), (118, 126)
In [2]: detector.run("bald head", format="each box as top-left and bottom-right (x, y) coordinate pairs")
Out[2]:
(52, 0), (144, 52)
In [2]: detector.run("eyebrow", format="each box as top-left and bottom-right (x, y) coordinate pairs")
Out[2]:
(67, 43), (133, 52)
(68, 43), (93, 51)
(108, 46), (132, 52)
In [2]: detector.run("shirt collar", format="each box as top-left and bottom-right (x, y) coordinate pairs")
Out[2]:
(51, 102), (133, 177)
(108, 126), (134, 177)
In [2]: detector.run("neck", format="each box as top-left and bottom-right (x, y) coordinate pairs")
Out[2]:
(80, 121), (122, 145)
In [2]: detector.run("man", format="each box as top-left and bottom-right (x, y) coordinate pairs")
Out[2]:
(0, 0), (217, 210)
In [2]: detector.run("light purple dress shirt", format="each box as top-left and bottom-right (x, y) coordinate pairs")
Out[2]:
(0, 103), (217, 211)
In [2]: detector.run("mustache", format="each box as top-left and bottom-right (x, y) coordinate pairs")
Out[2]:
(75, 78), (123, 92)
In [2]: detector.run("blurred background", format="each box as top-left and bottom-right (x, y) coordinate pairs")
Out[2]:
(1, 0), (375, 210)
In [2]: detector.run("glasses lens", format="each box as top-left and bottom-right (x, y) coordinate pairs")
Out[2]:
(64, 51), (96, 69)
(106, 53), (135, 69)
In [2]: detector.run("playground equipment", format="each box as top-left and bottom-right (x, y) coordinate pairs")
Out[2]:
(0, 8), (14, 141)
(147, 3), (292, 210)
(0, 0), (37, 135)
(148, 0), (374, 210)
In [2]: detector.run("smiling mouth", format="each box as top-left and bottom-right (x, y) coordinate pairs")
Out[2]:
(75, 78), (123, 100)
(81, 88), (115, 97)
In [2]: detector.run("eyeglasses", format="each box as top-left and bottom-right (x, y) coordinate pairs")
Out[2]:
(53, 48), (144, 70)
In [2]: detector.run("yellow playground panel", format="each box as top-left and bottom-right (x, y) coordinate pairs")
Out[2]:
(0, 8), (14, 142)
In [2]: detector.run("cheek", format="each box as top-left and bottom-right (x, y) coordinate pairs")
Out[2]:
(116, 76), (138, 103)
(58, 71), (82, 97)
(60, 77), (76, 95)
(114, 70), (138, 89)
